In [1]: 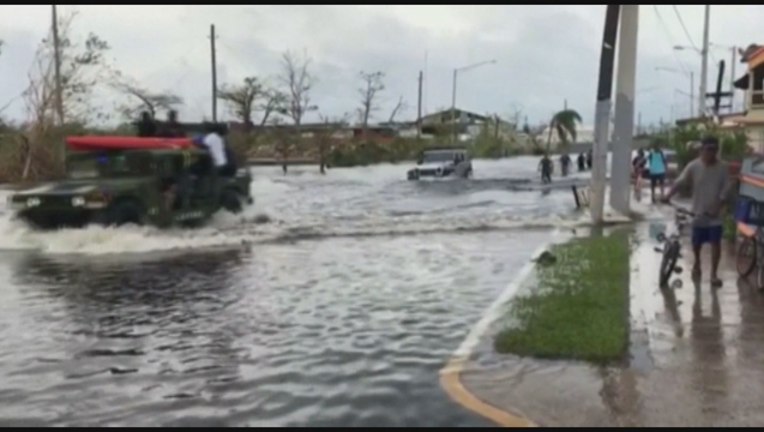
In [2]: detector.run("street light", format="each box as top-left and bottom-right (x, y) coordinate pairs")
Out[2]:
(451, 59), (497, 143)
(656, 66), (694, 116)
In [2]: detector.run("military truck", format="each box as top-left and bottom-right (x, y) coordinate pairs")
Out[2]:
(6, 136), (254, 229)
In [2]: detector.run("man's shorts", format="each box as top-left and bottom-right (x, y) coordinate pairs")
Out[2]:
(692, 225), (723, 246)
(650, 172), (665, 187)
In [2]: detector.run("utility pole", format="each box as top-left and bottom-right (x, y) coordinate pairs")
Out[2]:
(51, 5), (64, 126)
(730, 46), (737, 111)
(451, 68), (458, 144)
(698, 5), (710, 117)
(610, 4), (639, 215)
(690, 72), (694, 117)
(590, 5), (621, 224)
(210, 24), (218, 123)
(417, 70), (423, 138)
(423, 50), (428, 116)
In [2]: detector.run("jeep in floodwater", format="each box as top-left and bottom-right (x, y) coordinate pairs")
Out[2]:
(407, 148), (472, 180)
(7, 136), (254, 229)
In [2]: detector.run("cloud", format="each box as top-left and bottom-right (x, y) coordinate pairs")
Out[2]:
(0, 5), (758, 127)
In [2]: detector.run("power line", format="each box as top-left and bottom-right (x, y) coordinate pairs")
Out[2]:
(652, 5), (690, 75)
(672, 5), (699, 53)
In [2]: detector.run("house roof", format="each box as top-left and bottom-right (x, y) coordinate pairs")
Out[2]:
(726, 115), (764, 126)
(421, 108), (489, 122)
(747, 46), (764, 69)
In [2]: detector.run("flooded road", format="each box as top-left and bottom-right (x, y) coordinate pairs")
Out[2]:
(0, 157), (591, 426)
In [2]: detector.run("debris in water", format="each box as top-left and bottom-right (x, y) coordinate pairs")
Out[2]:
(254, 214), (272, 224)
(534, 251), (557, 267)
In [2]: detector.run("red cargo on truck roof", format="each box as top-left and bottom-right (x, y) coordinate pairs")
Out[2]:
(66, 135), (195, 151)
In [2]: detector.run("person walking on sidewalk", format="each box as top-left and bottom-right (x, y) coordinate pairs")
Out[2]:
(648, 141), (668, 203)
(662, 136), (730, 287)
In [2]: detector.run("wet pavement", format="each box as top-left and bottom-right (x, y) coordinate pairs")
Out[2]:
(460, 216), (764, 427)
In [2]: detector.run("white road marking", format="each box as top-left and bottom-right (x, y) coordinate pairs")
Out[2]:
(452, 241), (552, 359)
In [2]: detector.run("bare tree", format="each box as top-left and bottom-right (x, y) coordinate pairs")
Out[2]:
(29, 10), (112, 124)
(388, 96), (408, 123)
(270, 117), (296, 174)
(358, 71), (385, 130)
(217, 76), (262, 131)
(110, 74), (183, 121)
(278, 50), (317, 127)
(315, 113), (350, 174)
(257, 87), (287, 127)
(2, 11), (112, 182)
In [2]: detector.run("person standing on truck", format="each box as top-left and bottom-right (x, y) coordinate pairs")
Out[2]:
(647, 141), (668, 203)
(661, 136), (730, 287)
(192, 123), (228, 177)
(160, 110), (185, 138)
(137, 111), (157, 137)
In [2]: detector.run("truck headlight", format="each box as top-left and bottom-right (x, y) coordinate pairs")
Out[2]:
(26, 198), (41, 207)
(71, 196), (85, 207)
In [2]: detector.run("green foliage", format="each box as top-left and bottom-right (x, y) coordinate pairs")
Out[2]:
(546, 109), (582, 152)
(327, 138), (436, 167)
(654, 123), (750, 170)
(494, 232), (630, 363)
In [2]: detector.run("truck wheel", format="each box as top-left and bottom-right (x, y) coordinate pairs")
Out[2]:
(106, 201), (143, 227)
(221, 189), (243, 214)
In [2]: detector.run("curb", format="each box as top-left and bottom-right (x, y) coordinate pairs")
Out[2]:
(439, 356), (537, 427)
(439, 243), (550, 428)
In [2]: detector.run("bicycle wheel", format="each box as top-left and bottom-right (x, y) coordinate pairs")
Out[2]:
(757, 265), (764, 291)
(736, 236), (757, 277)
(659, 241), (680, 287)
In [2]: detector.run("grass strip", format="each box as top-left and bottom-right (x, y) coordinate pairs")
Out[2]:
(494, 233), (630, 363)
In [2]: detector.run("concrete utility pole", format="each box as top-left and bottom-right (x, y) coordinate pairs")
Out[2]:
(417, 70), (423, 138)
(210, 24), (218, 123)
(450, 59), (496, 144)
(730, 46), (737, 110)
(51, 5), (64, 126)
(590, 4), (621, 224)
(698, 5), (710, 117)
(610, 4), (639, 215)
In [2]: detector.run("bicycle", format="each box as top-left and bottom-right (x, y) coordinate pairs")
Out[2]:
(654, 204), (694, 288)
(734, 198), (764, 290)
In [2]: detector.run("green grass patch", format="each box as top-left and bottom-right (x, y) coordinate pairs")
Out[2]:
(494, 233), (630, 363)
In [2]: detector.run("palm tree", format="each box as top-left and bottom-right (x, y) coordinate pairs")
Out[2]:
(546, 109), (583, 152)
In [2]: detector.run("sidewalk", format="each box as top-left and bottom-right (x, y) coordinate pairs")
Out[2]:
(452, 218), (764, 427)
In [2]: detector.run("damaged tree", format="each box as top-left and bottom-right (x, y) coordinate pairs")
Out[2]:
(358, 71), (385, 136)
(110, 73), (184, 121)
(2, 11), (112, 183)
(278, 50), (318, 128)
(388, 96), (408, 123)
(314, 113), (349, 174)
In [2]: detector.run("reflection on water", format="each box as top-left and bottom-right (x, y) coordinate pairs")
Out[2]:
(0, 230), (545, 426)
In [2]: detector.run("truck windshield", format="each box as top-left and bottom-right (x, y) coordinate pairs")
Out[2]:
(67, 153), (147, 179)
(422, 151), (461, 164)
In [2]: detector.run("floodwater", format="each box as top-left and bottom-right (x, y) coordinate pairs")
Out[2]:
(0, 157), (593, 426)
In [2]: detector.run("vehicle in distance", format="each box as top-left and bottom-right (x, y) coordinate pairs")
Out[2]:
(407, 148), (472, 180)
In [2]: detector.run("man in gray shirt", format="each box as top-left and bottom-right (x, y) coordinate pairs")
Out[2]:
(662, 137), (730, 287)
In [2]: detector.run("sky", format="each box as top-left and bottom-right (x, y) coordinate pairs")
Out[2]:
(0, 5), (758, 128)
